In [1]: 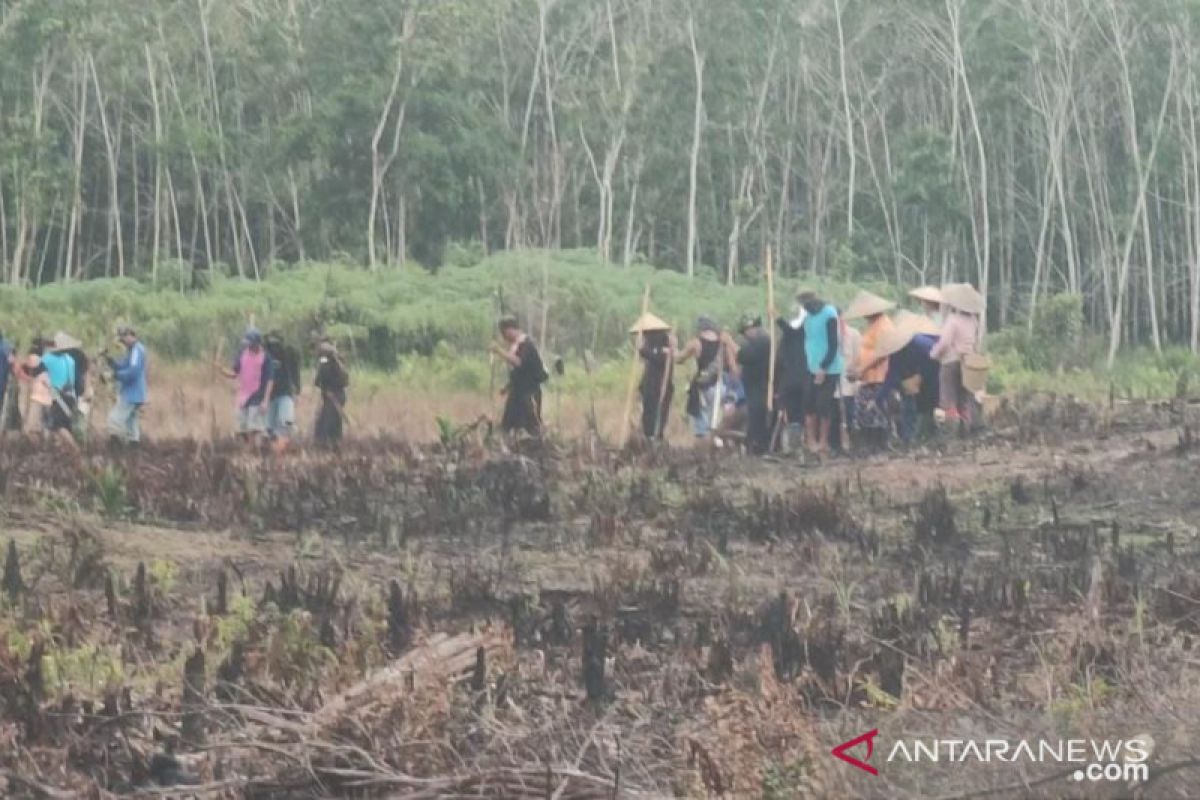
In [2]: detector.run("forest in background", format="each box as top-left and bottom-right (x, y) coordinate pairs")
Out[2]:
(3, 0), (1200, 365)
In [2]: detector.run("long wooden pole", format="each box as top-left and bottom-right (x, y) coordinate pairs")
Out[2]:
(766, 246), (776, 412)
(618, 284), (651, 447)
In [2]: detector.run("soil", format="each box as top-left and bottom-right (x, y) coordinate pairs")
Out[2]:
(0, 398), (1196, 798)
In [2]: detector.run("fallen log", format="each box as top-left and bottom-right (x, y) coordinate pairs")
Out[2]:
(310, 627), (509, 733)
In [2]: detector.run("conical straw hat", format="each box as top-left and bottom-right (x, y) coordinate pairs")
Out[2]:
(873, 320), (919, 360)
(895, 310), (941, 337)
(51, 331), (83, 352)
(843, 290), (897, 321)
(629, 312), (671, 334)
(941, 283), (985, 314)
(908, 285), (943, 305)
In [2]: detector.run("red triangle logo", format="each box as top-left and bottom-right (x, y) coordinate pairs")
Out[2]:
(831, 729), (880, 775)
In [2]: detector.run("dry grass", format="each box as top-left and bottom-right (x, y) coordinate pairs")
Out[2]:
(86, 362), (697, 444)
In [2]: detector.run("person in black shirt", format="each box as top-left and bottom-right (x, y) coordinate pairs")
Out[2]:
(265, 332), (301, 451)
(775, 307), (807, 451)
(735, 314), (773, 454)
(492, 316), (548, 436)
(637, 326), (674, 440)
(313, 339), (348, 447)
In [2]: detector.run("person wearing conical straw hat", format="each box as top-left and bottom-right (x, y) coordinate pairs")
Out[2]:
(930, 283), (983, 432)
(630, 312), (675, 441)
(492, 315), (549, 437)
(24, 332), (82, 452)
(879, 314), (941, 443)
(676, 316), (736, 440)
(908, 286), (944, 326)
(844, 291), (897, 451)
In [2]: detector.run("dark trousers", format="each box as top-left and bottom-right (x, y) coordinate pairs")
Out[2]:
(745, 388), (771, 454)
(641, 384), (673, 439)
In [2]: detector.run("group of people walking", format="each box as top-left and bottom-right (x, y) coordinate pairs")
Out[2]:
(1, 326), (350, 451)
(633, 282), (986, 456)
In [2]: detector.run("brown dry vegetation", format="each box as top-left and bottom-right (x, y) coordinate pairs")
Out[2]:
(0, 393), (1198, 799)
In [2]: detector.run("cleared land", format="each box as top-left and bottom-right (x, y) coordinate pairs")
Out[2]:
(0, 394), (1197, 798)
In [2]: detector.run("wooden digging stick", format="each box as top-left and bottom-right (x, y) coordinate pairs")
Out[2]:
(618, 285), (651, 447)
(766, 245), (777, 414)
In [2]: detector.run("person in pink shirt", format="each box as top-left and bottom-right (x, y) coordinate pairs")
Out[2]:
(929, 288), (981, 426)
(220, 329), (276, 444)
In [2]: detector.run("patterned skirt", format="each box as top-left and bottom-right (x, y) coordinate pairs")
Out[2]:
(854, 383), (890, 430)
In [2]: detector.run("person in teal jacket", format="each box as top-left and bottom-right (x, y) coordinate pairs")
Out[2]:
(797, 289), (844, 457)
(106, 326), (147, 443)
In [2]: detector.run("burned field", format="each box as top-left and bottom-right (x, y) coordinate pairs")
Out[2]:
(0, 398), (1197, 799)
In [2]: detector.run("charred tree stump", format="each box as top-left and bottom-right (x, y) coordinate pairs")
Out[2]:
(215, 569), (228, 616)
(181, 648), (206, 745)
(471, 646), (487, 693)
(133, 562), (150, 624)
(386, 579), (413, 655)
(546, 600), (572, 646)
(3, 539), (23, 603)
(215, 641), (245, 702)
(104, 571), (118, 620)
(705, 638), (733, 684)
(582, 618), (608, 703)
(958, 594), (972, 649)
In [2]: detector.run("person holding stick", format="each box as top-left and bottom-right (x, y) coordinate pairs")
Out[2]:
(105, 326), (147, 445)
(734, 313), (773, 455)
(630, 313), (674, 441)
(676, 316), (734, 440)
(492, 315), (548, 437)
(313, 339), (349, 446)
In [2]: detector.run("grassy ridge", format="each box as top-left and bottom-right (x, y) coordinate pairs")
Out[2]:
(0, 249), (1194, 401)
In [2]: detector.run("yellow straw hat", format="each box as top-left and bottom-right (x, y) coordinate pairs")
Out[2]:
(628, 312), (671, 334)
(941, 283), (985, 314)
(894, 310), (942, 337)
(908, 285), (943, 305)
(843, 290), (897, 321)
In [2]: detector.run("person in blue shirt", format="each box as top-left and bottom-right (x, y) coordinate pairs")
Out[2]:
(25, 333), (80, 451)
(881, 332), (940, 443)
(797, 290), (844, 457)
(106, 326), (148, 444)
(0, 332), (14, 432)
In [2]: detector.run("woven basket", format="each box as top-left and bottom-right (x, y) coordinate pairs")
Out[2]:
(962, 353), (991, 393)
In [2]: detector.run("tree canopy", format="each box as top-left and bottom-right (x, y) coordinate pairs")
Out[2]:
(2, 0), (1200, 361)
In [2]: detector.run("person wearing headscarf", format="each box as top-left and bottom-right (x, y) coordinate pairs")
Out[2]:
(220, 328), (275, 443)
(106, 326), (147, 444)
(796, 290), (844, 457)
(676, 316), (734, 439)
(313, 339), (349, 446)
(265, 331), (302, 452)
(17, 341), (52, 437)
(734, 313), (773, 454)
(492, 315), (548, 437)
(774, 292), (809, 452)
(630, 314), (675, 440)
